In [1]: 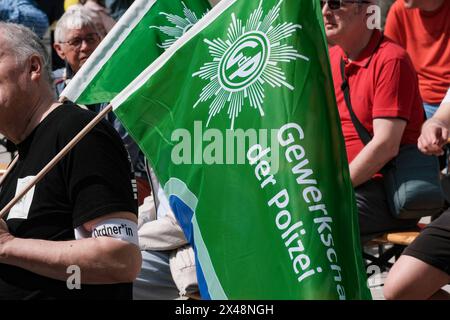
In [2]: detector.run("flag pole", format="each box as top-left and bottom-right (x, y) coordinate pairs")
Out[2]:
(0, 103), (113, 219)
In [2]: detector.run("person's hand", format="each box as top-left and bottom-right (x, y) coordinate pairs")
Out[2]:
(0, 219), (13, 259)
(418, 118), (449, 156)
(0, 219), (9, 236)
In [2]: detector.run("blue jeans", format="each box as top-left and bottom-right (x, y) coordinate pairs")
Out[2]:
(424, 102), (441, 119)
(355, 179), (419, 244)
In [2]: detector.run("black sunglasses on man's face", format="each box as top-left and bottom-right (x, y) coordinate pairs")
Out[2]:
(320, 0), (372, 10)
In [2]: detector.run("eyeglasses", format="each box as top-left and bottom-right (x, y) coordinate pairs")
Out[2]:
(320, 0), (372, 10)
(60, 33), (100, 49)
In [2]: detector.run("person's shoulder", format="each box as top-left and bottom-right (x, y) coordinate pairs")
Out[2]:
(53, 102), (97, 130)
(373, 36), (417, 80)
(388, 0), (404, 14)
(52, 67), (65, 77)
(52, 68), (66, 84)
(328, 45), (342, 63)
(52, 102), (121, 145)
(377, 35), (411, 62)
(58, 102), (119, 136)
(386, 0), (417, 21)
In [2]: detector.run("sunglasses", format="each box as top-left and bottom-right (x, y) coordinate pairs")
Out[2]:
(320, 0), (372, 10)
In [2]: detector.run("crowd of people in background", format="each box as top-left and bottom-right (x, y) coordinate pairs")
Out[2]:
(0, 0), (449, 300)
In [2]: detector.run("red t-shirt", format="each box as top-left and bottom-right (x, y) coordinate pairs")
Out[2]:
(329, 30), (424, 164)
(384, 0), (450, 104)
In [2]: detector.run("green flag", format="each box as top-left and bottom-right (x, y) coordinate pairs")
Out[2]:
(112, 0), (371, 299)
(60, 0), (211, 104)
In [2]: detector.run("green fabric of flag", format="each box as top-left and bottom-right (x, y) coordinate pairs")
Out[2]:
(112, 0), (371, 300)
(61, 0), (211, 104)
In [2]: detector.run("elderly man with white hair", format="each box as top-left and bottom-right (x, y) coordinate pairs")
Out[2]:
(0, 22), (141, 299)
(52, 5), (102, 97)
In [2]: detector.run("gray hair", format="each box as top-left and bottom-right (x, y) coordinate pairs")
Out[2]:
(0, 22), (52, 84)
(54, 5), (99, 43)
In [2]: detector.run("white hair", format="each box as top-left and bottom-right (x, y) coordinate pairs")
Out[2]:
(54, 5), (99, 43)
(0, 22), (52, 84)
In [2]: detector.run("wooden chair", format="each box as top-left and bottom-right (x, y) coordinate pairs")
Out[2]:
(363, 226), (424, 272)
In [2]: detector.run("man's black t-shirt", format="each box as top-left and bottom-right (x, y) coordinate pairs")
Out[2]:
(0, 103), (138, 299)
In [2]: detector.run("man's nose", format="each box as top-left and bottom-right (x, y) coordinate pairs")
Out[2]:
(322, 2), (331, 15)
(79, 39), (91, 51)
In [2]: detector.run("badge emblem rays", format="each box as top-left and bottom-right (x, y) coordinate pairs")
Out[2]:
(193, 0), (309, 130)
(150, 1), (208, 49)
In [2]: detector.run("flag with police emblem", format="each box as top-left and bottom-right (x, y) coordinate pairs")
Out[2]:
(111, 0), (371, 299)
(60, 0), (211, 104)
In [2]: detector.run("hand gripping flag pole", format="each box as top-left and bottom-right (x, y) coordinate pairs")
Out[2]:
(0, 102), (113, 219)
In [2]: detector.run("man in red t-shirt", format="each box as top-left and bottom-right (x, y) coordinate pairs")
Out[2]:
(322, 0), (424, 242)
(385, 0), (450, 118)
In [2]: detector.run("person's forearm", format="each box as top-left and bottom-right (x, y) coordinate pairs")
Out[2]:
(350, 140), (398, 187)
(428, 103), (450, 129)
(0, 235), (141, 284)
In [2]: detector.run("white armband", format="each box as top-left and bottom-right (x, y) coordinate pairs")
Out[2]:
(75, 218), (139, 246)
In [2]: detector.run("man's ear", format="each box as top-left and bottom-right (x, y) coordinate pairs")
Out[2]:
(29, 55), (42, 81)
(53, 42), (66, 60)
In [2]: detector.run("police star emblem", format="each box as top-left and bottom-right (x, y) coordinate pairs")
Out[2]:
(150, 1), (208, 50)
(193, 0), (309, 130)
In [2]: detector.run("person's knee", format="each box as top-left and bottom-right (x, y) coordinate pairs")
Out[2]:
(383, 265), (413, 300)
(383, 267), (420, 300)
(383, 278), (404, 300)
